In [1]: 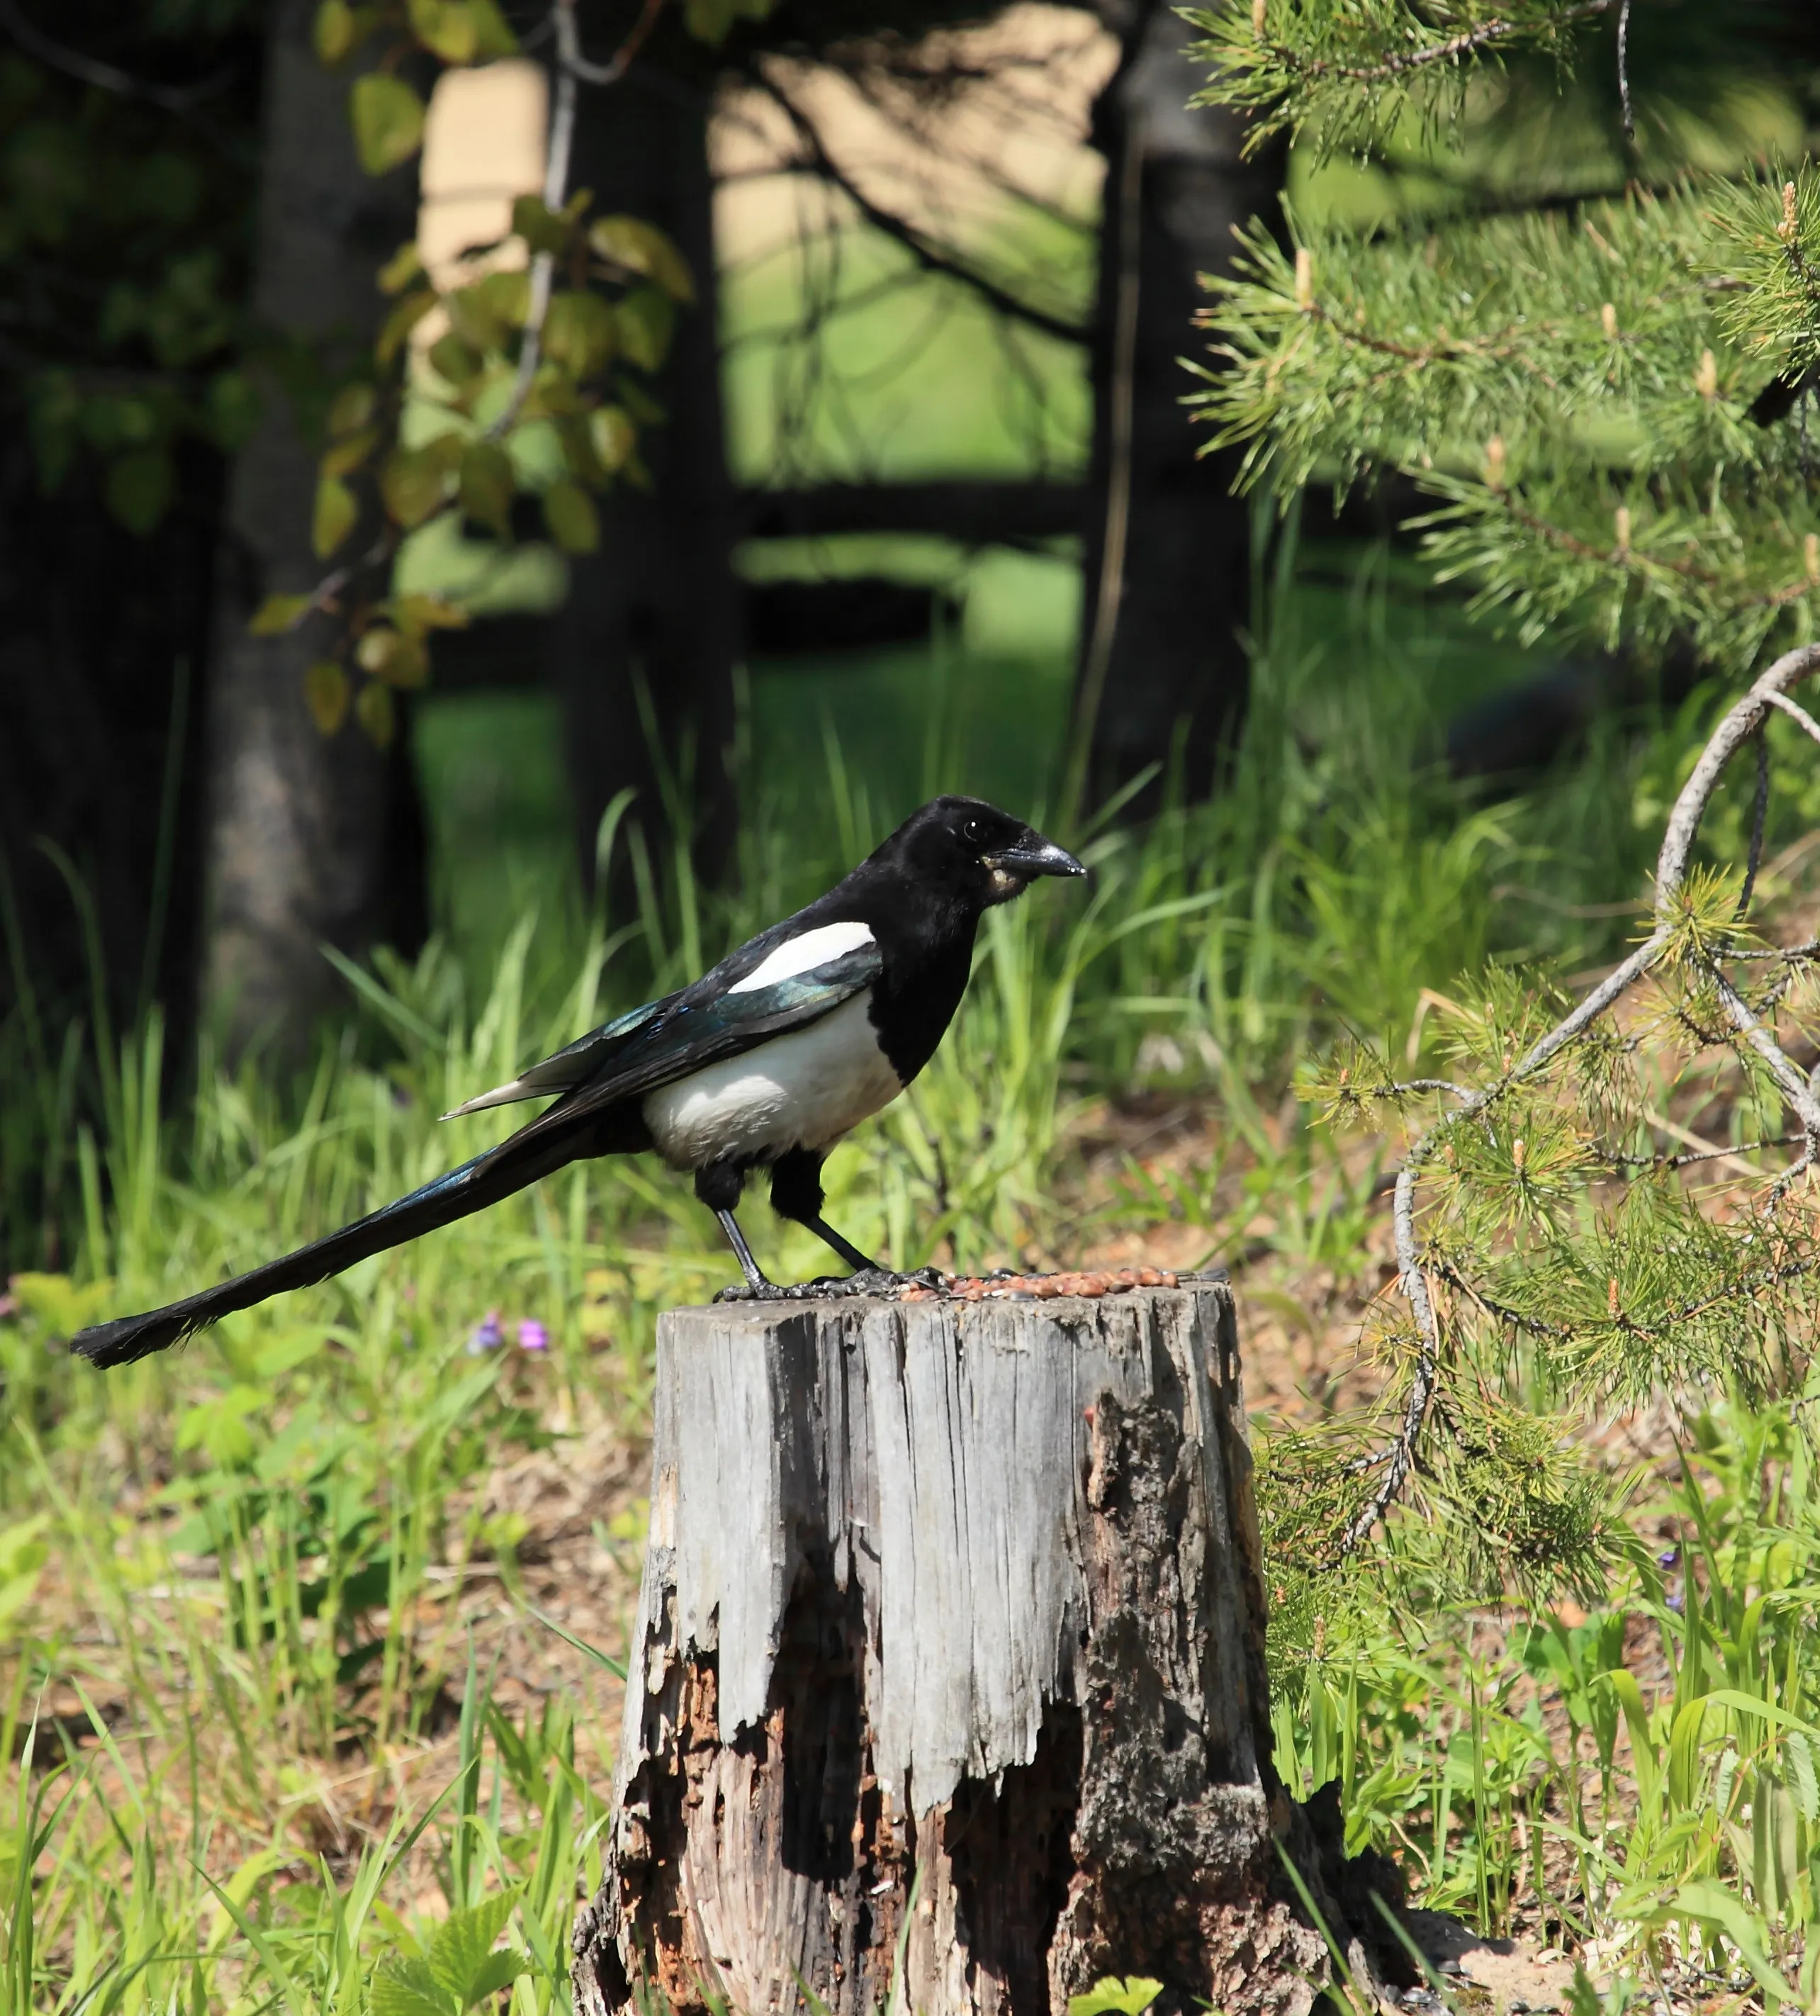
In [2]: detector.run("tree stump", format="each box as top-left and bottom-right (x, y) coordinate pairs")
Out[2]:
(573, 1279), (1398, 2016)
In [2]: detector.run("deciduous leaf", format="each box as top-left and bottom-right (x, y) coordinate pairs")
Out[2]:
(357, 627), (429, 688)
(459, 439), (514, 535)
(313, 472), (358, 557)
(106, 447), (173, 534)
(588, 216), (694, 302)
(249, 594), (310, 637)
(425, 1891), (518, 2006)
(589, 405), (635, 473)
(313, 0), (358, 62)
(321, 427), (378, 477)
(428, 332), (483, 387)
(392, 593), (469, 634)
(680, 0), (775, 47)
(350, 74), (426, 177)
(371, 1956), (451, 2016)
(542, 290), (615, 378)
(304, 659), (351, 734)
(541, 478), (598, 554)
(407, 0), (477, 63)
(511, 195), (573, 257)
(377, 289), (436, 364)
(377, 242), (424, 296)
(354, 680), (395, 748)
(614, 286), (674, 372)
(468, 0), (519, 56)
(327, 382), (378, 435)
(380, 445), (451, 528)
(1067, 1980), (1164, 2016)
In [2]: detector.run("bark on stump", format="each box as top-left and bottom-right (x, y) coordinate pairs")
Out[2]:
(574, 1279), (1393, 2016)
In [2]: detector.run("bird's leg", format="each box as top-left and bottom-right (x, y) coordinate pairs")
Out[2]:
(767, 1151), (945, 1295)
(715, 1209), (770, 1290)
(697, 1160), (780, 1297)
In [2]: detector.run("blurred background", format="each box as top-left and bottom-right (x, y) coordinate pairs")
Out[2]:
(3, 0), (1819, 1277)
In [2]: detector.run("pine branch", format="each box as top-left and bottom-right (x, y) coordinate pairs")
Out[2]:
(1186, 0), (1616, 158)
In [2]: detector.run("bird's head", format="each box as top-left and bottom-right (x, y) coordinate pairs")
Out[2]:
(891, 796), (1086, 911)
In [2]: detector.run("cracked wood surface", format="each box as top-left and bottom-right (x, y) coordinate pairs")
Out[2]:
(575, 1280), (1396, 2016)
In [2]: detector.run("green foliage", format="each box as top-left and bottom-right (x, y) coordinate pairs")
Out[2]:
(1066, 1978), (1162, 2016)
(1188, 0), (1609, 159)
(1193, 9), (1820, 680)
(267, 0), (737, 743)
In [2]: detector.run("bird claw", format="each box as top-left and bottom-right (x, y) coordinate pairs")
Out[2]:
(712, 1265), (951, 1305)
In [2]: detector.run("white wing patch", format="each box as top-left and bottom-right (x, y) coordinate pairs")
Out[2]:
(729, 919), (875, 994)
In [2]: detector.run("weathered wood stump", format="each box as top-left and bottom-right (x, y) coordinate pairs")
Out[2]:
(573, 1279), (1398, 2016)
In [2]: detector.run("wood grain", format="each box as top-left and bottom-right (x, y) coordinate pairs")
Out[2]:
(574, 1279), (1401, 2016)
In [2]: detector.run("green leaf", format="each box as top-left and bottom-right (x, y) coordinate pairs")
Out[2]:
(1067, 1979), (1164, 2016)
(349, 74), (426, 176)
(371, 1956), (454, 2016)
(377, 289), (437, 364)
(356, 627), (429, 689)
(313, 0), (359, 62)
(303, 660), (350, 735)
(461, 1951), (527, 2007)
(542, 290), (616, 379)
(354, 680), (395, 749)
(588, 405), (635, 474)
(1673, 1881), (1797, 2005)
(614, 286), (674, 373)
(327, 382), (378, 435)
(407, 0), (477, 62)
(313, 472), (358, 558)
(105, 448), (173, 534)
(511, 195), (573, 258)
(249, 593), (310, 637)
(392, 593), (470, 634)
(321, 427), (378, 477)
(468, 0), (518, 55)
(377, 242), (424, 296)
(459, 439), (514, 536)
(680, 0), (774, 46)
(588, 215), (695, 302)
(380, 446), (451, 528)
(541, 478), (598, 554)
(429, 332), (484, 388)
(425, 1891), (518, 2006)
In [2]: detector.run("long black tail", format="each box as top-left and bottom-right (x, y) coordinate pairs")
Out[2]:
(70, 1128), (583, 1370)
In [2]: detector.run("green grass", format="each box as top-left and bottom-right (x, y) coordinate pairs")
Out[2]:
(9, 537), (1819, 2010)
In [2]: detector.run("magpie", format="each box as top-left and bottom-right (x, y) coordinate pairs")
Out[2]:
(71, 797), (1085, 1370)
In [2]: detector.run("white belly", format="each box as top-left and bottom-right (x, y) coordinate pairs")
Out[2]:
(641, 992), (903, 1171)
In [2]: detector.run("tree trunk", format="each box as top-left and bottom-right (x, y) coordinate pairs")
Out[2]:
(1075, 1), (1283, 815)
(573, 1279), (1402, 2016)
(552, 59), (739, 900)
(200, 0), (427, 1062)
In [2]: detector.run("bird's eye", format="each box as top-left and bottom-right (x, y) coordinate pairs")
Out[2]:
(962, 817), (986, 846)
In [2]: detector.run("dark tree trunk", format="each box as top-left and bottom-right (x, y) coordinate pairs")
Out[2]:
(201, 0), (427, 1063)
(574, 1279), (1405, 2015)
(554, 56), (739, 901)
(0, 443), (216, 1051)
(1076, 2), (1283, 814)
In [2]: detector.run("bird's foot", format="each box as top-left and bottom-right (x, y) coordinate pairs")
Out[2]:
(712, 1265), (952, 1304)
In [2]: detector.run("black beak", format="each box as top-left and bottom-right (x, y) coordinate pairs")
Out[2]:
(988, 831), (1086, 878)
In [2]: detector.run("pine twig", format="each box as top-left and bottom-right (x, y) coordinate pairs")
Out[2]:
(1329, 638), (1820, 1561)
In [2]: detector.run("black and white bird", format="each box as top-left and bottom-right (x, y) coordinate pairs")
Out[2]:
(72, 797), (1085, 1370)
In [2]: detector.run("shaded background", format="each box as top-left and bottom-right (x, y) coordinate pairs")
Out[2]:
(4, 0), (1819, 1266)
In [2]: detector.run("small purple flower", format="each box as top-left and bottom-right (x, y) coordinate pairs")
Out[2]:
(1658, 1548), (1678, 1569)
(517, 1318), (549, 1353)
(466, 1309), (504, 1355)
(1665, 1591), (1685, 1613)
